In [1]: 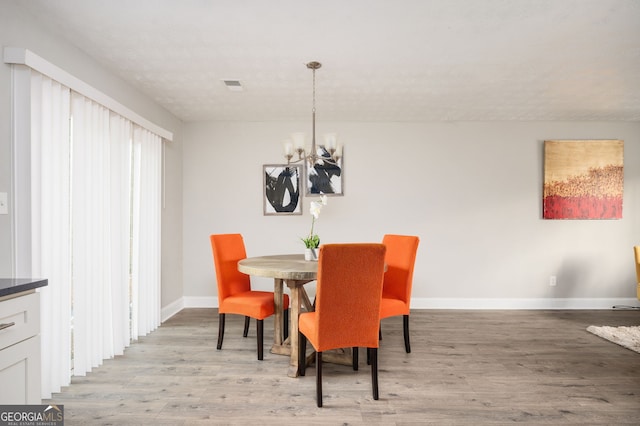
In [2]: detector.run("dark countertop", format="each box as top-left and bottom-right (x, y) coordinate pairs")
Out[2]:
(0, 278), (48, 298)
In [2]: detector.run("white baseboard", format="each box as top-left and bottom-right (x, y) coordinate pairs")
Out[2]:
(161, 298), (184, 322)
(161, 296), (639, 321)
(161, 296), (218, 322)
(410, 297), (639, 310)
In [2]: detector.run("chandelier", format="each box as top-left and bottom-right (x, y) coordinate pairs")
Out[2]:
(283, 61), (342, 167)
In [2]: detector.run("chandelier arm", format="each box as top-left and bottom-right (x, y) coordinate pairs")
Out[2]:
(286, 154), (340, 167)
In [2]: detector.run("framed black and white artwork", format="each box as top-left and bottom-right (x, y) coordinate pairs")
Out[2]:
(305, 146), (344, 196)
(263, 164), (302, 215)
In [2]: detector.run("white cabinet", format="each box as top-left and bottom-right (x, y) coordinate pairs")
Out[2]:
(0, 291), (41, 404)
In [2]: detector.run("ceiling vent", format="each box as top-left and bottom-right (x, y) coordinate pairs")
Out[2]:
(222, 80), (244, 91)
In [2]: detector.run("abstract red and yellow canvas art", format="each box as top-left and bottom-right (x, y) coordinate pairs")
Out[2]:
(543, 140), (623, 220)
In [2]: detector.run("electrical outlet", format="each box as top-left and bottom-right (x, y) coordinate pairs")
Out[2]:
(549, 276), (557, 287)
(0, 192), (7, 215)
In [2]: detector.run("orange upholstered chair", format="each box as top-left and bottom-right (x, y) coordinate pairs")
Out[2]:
(298, 243), (386, 407)
(210, 234), (289, 360)
(379, 234), (419, 353)
(634, 246), (640, 300)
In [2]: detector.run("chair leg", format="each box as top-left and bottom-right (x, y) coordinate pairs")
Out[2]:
(403, 314), (411, 353)
(243, 316), (250, 337)
(283, 308), (289, 341)
(379, 322), (382, 340)
(370, 347), (379, 400)
(257, 319), (264, 360)
(352, 347), (359, 371)
(216, 313), (225, 350)
(316, 351), (323, 407)
(298, 331), (307, 376)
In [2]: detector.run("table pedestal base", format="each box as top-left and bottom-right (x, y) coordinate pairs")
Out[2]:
(272, 341), (353, 377)
(272, 278), (354, 377)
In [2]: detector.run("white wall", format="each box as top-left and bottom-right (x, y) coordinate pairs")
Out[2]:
(3, 1), (639, 312)
(183, 121), (640, 308)
(0, 2), (184, 311)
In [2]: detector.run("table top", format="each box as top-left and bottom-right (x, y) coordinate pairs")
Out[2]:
(0, 278), (48, 298)
(238, 254), (317, 281)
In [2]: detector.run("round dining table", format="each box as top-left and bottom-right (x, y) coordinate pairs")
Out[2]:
(238, 254), (351, 377)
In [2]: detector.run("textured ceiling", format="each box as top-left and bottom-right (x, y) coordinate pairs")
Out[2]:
(13, 0), (640, 122)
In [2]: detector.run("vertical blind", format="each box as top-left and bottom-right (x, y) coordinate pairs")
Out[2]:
(30, 72), (162, 398)
(131, 126), (162, 339)
(30, 73), (73, 396)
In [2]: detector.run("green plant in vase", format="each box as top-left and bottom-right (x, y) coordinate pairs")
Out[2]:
(301, 195), (327, 254)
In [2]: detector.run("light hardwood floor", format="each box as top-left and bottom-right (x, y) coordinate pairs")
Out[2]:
(45, 308), (640, 425)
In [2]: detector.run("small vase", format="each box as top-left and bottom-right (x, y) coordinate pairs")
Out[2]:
(304, 248), (318, 261)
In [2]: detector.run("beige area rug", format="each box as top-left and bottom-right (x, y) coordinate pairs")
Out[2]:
(587, 325), (640, 354)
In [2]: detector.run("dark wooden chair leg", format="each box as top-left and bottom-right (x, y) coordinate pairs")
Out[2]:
(316, 351), (323, 407)
(370, 347), (379, 400)
(283, 308), (289, 341)
(243, 316), (250, 337)
(403, 314), (411, 353)
(379, 322), (382, 340)
(216, 313), (225, 350)
(353, 347), (359, 370)
(298, 331), (307, 376)
(257, 319), (264, 360)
